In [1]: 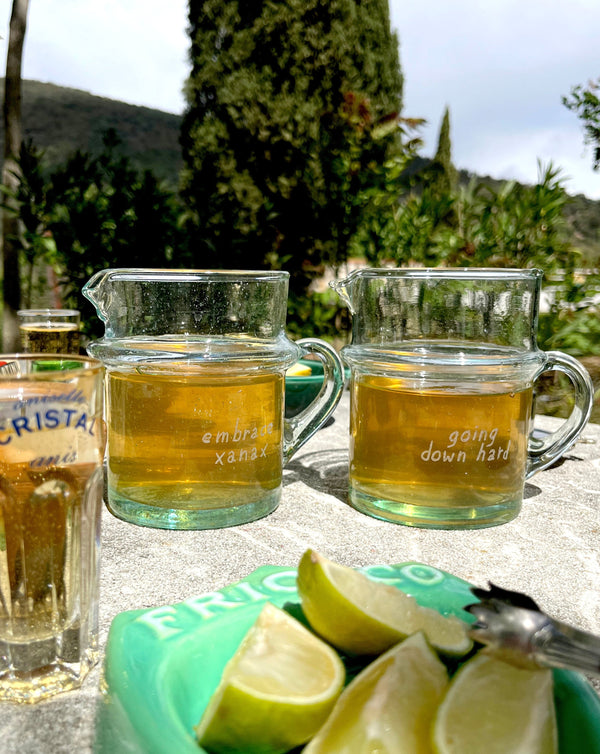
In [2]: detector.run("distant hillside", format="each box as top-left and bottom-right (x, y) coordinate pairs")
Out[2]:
(1, 80), (599, 261)
(0, 79), (183, 185)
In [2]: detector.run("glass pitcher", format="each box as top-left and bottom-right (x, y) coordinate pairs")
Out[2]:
(331, 267), (594, 529)
(84, 269), (344, 530)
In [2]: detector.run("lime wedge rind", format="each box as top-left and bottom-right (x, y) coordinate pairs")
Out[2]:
(195, 602), (345, 754)
(297, 550), (473, 657)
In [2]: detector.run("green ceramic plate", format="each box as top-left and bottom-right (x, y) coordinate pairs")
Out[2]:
(94, 563), (600, 753)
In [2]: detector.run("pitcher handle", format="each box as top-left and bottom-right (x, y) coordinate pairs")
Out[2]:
(283, 338), (345, 463)
(527, 351), (594, 478)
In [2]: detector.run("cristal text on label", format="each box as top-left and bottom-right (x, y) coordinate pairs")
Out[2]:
(0, 409), (96, 445)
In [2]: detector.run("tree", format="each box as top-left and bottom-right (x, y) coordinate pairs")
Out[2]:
(5, 139), (56, 307)
(180, 0), (403, 295)
(563, 77), (600, 170)
(428, 106), (457, 197)
(437, 163), (575, 273)
(5, 132), (185, 336)
(47, 141), (184, 332)
(372, 160), (578, 279)
(2, 0), (29, 350)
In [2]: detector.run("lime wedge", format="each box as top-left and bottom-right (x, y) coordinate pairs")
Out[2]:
(296, 549), (472, 656)
(304, 632), (449, 754)
(286, 363), (313, 377)
(432, 651), (557, 754)
(195, 601), (345, 754)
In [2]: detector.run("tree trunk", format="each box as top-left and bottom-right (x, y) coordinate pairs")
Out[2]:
(2, 0), (29, 351)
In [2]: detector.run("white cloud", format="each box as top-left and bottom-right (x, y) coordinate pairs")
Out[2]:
(17, 0), (189, 114)
(390, 0), (600, 197)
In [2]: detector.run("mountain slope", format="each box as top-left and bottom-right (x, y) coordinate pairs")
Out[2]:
(0, 79), (182, 185)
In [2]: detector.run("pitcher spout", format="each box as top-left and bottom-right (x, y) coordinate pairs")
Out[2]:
(329, 276), (353, 312)
(82, 269), (111, 323)
(330, 268), (372, 313)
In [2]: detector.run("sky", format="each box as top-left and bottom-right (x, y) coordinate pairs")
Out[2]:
(3, 0), (600, 199)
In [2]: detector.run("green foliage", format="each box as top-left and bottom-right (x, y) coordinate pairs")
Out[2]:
(345, 117), (424, 266)
(4, 133), (186, 335)
(349, 107), (459, 266)
(538, 306), (600, 357)
(563, 77), (600, 170)
(450, 163), (573, 271)
(2, 74), (598, 371)
(180, 0), (404, 294)
(286, 289), (349, 341)
(0, 140), (57, 306)
(349, 159), (600, 361)
(368, 162), (577, 278)
(562, 192), (600, 265)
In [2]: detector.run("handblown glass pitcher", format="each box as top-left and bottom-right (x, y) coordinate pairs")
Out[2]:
(331, 268), (594, 529)
(84, 269), (344, 530)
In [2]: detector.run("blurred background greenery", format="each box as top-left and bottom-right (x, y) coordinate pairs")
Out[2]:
(2, 0), (599, 419)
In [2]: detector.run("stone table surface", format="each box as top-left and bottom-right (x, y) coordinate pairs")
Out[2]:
(2, 393), (599, 753)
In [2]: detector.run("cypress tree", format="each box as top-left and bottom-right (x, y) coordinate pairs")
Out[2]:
(428, 106), (457, 197)
(180, 0), (403, 293)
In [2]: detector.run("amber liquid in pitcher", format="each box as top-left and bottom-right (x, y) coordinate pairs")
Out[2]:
(107, 364), (284, 513)
(350, 374), (533, 524)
